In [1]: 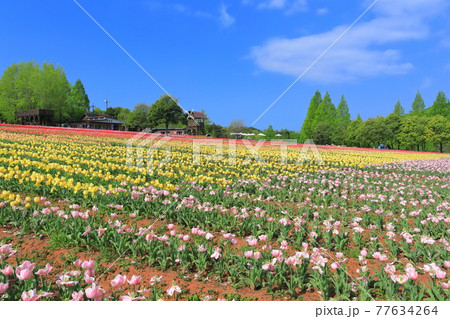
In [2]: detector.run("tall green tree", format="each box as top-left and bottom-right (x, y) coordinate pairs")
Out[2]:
(0, 61), (71, 123)
(148, 95), (186, 133)
(35, 62), (71, 123)
(335, 95), (351, 144)
(69, 79), (90, 120)
(428, 91), (449, 118)
(393, 100), (405, 116)
(299, 90), (322, 141)
(0, 61), (40, 122)
(410, 90), (425, 114)
(311, 91), (336, 144)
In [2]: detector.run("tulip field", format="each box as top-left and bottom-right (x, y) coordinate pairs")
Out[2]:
(0, 124), (449, 301)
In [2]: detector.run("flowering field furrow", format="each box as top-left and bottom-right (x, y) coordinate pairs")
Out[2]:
(0, 125), (449, 301)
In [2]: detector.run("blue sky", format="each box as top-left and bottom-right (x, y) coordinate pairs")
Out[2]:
(1, 0), (450, 130)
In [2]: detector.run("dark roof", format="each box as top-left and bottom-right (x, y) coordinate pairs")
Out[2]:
(80, 113), (123, 124)
(187, 111), (206, 119)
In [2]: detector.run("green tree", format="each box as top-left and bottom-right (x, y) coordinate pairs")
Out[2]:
(0, 61), (40, 122)
(335, 95), (351, 144)
(35, 62), (71, 123)
(359, 117), (392, 148)
(425, 115), (450, 153)
(69, 79), (90, 120)
(427, 91), (449, 118)
(148, 95), (186, 133)
(129, 103), (150, 130)
(393, 100), (405, 116)
(398, 116), (428, 151)
(263, 124), (276, 139)
(410, 90), (425, 114)
(311, 91), (336, 144)
(299, 90), (322, 141)
(0, 61), (71, 124)
(117, 108), (132, 130)
(385, 112), (403, 149)
(345, 114), (363, 147)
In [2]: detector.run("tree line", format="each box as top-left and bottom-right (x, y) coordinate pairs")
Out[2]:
(0, 61), (90, 123)
(299, 90), (450, 152)
(1, 61), (448, 152)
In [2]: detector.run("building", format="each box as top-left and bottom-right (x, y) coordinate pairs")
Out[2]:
(186, 111), (206, 135)
(70, 113), (124, 130)
(16, 109), (54, 126)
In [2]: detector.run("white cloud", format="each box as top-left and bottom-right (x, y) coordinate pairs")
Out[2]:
(250, 0), (448, 83)
(316, 8), (328, 16)
(244, 0), (307, 13)
(219, 4), (235, 28)
(258, 0), (287, 10)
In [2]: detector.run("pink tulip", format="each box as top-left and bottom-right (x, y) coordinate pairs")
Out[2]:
(444, 261), (450, 268)
(149, 276), (163, 286)
(56, 274), (78, 287)
(1, 266), (13, 276)
(360, 250), (368, 257)
(167, 224), (175, 230)
(97, 228), (107, 237)
(244, 251), (253, 258)
(111, 274), (127, 288)
(85, 268), (95, 277)
(85, 284), (105, 301)
(211, 247), (222, 259)
(16, 261), (35, 275)
(262, 263), (275, 271)
(84, 274), (96, 284)
(170, 230), (177, 236)
(384, 264), (396, 275)
(17, 268), (33, 280)
(35, 264), (52, 276)
(271, 250), (282, 258)
(21, 289), (41, 301)
(166, 285), (181, 297)
(379, 254), (388, 262)
(73, 259), (83, 267)
(406, 267), (418, 280)
(191, 227), (199, 235)
(81, 260), (95, 270)
(205, 233), (214, 240)
(128, 275), (142, 286)
(247, 238), (258, 246)
(182, 235), (190, 242)
(0, 282), (9, 294)
(435, 269), (447, 280)
(254, 252), (262, 259)
(71, 291), (84, 301)
(393, 275), (409, 285)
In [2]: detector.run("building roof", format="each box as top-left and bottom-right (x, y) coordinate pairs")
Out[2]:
(80, 113), (123, 124)
(187, 111), (206, 120)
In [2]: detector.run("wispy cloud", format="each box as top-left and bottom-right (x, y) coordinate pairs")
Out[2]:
(219, 4), (235, 28)
(244, 0), (308, 13)
(250, 0), (448, 83)
(316, 8), (328, 16)
(144, 2), (213, 19)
